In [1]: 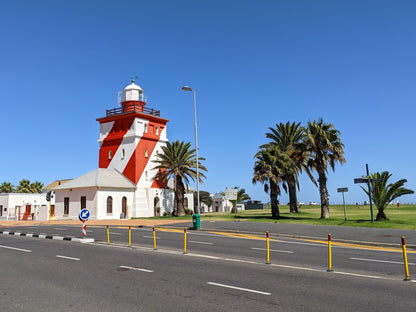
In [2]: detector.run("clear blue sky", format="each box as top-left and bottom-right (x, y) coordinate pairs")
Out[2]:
(1, 0), (415, 206)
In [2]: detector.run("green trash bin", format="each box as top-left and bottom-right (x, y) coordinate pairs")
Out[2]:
(192, 214), (200, 230)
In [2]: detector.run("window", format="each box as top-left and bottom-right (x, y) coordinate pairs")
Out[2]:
(144, 123), (148, 133)
(107, 196), (113, 214)
(145, 149), (148, 158)
(64, 197), (69, 215)
(0, 205), (2, 217)
(122, 148), (125, 158)
(80, 196), (86, 210)
(155, 126), (159, 135)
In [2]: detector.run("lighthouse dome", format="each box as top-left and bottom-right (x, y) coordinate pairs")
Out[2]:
(122, 80), (145, 102)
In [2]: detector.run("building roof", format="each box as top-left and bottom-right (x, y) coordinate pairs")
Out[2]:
(43, 179), (72, 191)
(53, 168), (136, 190)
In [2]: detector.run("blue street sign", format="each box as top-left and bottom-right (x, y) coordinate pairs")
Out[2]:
(79, 209), (90, 221)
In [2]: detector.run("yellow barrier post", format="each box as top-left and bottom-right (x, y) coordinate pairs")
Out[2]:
(401, 236), (410, 281)
(266, 231), (270, 264)
(184, 228), (187, 254)
(327, 233), (333, 272)
(107, 225), (110, 244)
(153, 227), (157, 250)
(128, 226), (132, 247)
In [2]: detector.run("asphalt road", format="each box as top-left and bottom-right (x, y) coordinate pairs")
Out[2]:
(1, 234), (416, 312)
(2, 224), (416, 280)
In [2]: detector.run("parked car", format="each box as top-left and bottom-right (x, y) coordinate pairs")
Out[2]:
(309, 201), (318, 205)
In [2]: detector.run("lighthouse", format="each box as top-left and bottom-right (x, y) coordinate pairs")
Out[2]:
(96, 79), (171, 217)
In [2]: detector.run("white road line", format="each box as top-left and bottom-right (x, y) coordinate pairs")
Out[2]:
(351, 257), (416, 266)
(207, 282), (271, 296)
(188, 240), (213, 245)
(0, 245), (32, 253)
(109, 232), (122, 235)
(251, 247), (293, 254)
(56, 255), (80, 261)
(53, 228), (67, 230)
(143, 235), (160, 239)
(119, 265), (153, 273)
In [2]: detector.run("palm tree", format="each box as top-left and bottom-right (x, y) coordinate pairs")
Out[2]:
(153, 140), (207, 216)
(16, 179), (32, 193)
(30, 181), (44, 193)
(264, 122), (316, 213)
(361, 171), (414, 221)
(228, 187), (251, 213)
(303, 119), (346, 219)
(0, 182), (14, 193)
(253, 146), (284, 219)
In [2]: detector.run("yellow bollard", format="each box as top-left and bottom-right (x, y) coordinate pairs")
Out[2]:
(266, 231), (270, 264)
(184, 228), (187, 254)
(128, 226), (132, 247)
(107, 225), (110, 244)
(327, 233), (333, 272)
(401, 236), (410, 281)
(153, 227), (157, 250)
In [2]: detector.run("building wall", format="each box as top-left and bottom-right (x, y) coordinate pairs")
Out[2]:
(54, 187), (136, 220)
(54, 188), (98, 220)
(96, 188), (135, 220)
(0, 193), (49, 220)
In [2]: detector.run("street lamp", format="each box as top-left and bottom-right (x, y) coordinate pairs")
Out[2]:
(182, 86), (200, 221)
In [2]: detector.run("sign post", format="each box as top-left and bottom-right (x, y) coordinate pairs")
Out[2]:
(337, 187), (348, 221)
(354, 164), (383, 223)
(79, 209), (90, 238)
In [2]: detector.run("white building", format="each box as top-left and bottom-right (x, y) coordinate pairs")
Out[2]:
(0, 193), (49, 221)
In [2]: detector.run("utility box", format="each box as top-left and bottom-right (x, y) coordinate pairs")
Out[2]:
(192, 214), (200, 230)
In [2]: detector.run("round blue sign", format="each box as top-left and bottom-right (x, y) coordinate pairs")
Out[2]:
(79, 209), (90, 221)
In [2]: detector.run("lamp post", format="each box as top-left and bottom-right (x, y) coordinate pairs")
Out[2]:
(182, 86), (201, 224)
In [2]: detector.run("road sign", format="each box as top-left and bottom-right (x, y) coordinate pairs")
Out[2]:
(354, 178), (368, 184)
(79, 209), (90, 221)
(225, 188), (237, 200)
(337, 187), (348, 192)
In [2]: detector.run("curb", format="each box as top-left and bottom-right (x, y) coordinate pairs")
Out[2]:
(0, 230), (94, 243)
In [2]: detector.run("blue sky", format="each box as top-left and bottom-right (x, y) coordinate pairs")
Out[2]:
(1, 0), (415, 206)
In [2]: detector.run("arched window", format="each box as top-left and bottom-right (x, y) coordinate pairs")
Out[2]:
(145, 149), (148, 158)
(121, 197), (127, 218)
(108, 150), (112, 160)
(122, 149), (125, 158)
(107, 196), (113, 214)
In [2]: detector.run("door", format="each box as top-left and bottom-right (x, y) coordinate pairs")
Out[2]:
(122, 197), (127, 218)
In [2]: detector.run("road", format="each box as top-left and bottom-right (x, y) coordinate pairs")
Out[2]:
(1, 225), (416, 311)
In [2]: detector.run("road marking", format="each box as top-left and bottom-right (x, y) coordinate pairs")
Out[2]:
(53, 228), (67, 230)
(93, 242), (398, 281)
(119, 265), (153, 273)
(189, 240), (213, 245)
(109, 232), (122, 235)
(143, 235), (160, 239)
(0, 245), (32, 253)
(207, 282), (271, 295)
(351, 257), (416, 266)
(56, 255), (80, 261)
(251, 247), (293, 254)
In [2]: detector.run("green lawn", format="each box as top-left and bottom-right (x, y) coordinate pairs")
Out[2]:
(200, 204), (416, 230)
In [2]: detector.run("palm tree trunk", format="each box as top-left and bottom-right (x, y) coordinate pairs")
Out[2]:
(288, 179), (298, 213)
(270, 181), (280, 219)
(318, 171), (330, 219)
(175, 177), (186, 216)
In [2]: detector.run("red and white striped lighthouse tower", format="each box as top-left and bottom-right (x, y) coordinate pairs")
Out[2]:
(96, 79), (170, 217)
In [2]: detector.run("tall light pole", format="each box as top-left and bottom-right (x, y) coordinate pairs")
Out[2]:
(182, 86), (200, 220)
